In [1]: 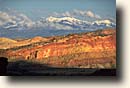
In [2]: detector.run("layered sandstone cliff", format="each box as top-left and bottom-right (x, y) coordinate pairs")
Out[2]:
(0, 29), (116, 68)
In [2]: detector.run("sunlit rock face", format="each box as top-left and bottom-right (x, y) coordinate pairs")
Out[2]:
(5, 29), (116, 59)
(0, 29), (116, 68)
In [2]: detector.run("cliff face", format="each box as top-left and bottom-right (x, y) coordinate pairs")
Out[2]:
(3, 29), (116, 68)
(36, 35), (115, 59)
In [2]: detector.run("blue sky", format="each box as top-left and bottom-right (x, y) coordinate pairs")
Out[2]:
(0, 0), (116, 38)
(0, 0), (116, 20)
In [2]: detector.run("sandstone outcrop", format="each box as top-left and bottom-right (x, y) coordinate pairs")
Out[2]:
(1, 29), (116, 68)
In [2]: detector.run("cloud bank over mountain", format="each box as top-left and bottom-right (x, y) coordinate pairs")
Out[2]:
(55, 10), (101, 19)
(0, 9), (116, 38)
(0, 10), (116, 31)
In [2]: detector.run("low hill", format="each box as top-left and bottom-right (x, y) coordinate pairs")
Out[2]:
(0, 37), (17, 44)
(0, 36), (50, 49)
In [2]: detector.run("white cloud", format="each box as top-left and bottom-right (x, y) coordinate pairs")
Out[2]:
(86, 11), (95, 18)
(52, 10), (101, 19)
(61, 11), (73, 17)
(0, 11), (15, 26)
(0, 11), (34, 29)
(73, 10), (101, 19)
(53, 11), (73, 17)
(0, 9), (115, 31)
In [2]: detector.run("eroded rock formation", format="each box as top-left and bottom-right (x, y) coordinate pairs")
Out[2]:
(1, 29), (116, 68)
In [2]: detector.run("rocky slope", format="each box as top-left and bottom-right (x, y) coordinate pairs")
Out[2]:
(0, 28), (116, 68)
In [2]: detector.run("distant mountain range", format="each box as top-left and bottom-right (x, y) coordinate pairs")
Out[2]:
(1, 15), (116, 30)
(38, 16), (116, 30)
(0, 14), (116, 38)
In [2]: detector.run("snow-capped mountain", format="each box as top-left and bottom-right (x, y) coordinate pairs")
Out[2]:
(0, 15), (116, 38)
(46, 16), (88, 24)
(0, 11), (116, 30)
(43, 16), (116, 29)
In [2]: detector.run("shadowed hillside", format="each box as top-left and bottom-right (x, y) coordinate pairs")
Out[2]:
(7, 60), (115, 76)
